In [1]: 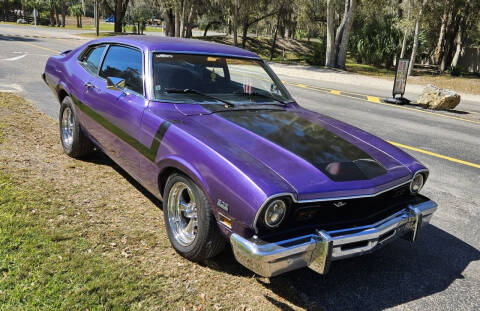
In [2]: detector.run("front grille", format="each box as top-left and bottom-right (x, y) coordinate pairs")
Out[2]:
(258, 185), (429, 242)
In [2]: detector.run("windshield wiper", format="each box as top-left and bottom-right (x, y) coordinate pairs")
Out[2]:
(233, 90), (288, 106)
(164, 88), (234, 108)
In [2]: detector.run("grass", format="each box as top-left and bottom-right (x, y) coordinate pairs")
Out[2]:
(0, 92), (297, 310)
(0, 174), (170, 309)
(345, 59), (480, 95)
(0, 94), (170, 310)
(346, 61), (396, 77)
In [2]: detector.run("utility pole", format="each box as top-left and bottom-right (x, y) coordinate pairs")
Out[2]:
(94, 0), (99, 36)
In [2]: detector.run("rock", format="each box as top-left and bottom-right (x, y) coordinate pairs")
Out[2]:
(417, 84), (461, 110)
(16, 18), (26, 24)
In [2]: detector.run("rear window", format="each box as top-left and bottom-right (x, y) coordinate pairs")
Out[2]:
(80, 45), (106, 75)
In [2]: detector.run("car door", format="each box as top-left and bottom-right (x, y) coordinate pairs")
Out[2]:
(74, 44), (107, 128)
(82, 44), (147, 178)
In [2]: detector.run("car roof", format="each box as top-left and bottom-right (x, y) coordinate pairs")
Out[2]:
(92, 36), (261, 59)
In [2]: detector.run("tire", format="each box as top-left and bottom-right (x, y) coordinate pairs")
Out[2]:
(163, 173), (225, 261)
(59, 96), (94, 158)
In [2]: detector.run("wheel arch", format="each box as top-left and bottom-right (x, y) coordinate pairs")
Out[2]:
(157, 156), (211, 201)
(56, 83), (71, 104)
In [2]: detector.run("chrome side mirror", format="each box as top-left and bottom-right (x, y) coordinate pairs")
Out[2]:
(106, 77), (126, 91)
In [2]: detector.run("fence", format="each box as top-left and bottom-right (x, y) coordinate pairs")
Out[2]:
(0, 13), (50, 26)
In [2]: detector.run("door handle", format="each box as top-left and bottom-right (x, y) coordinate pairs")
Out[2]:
(84, 82), (94, 89)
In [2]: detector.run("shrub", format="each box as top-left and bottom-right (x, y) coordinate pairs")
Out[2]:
(306, 41), (326, 66)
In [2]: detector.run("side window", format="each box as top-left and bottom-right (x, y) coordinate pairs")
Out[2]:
(80, 45), (106, 74)
(99, 46), (143, 95)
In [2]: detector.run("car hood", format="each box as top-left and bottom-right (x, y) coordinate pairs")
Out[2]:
(170, 104), (422, 200)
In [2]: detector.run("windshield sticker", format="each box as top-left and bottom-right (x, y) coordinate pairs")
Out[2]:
(155, 54), (173, 58)
(211, 68), (216, 82)
(243, 78), (253, 94)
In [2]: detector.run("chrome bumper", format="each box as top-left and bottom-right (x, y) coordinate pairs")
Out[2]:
(230, 200), (437, 277)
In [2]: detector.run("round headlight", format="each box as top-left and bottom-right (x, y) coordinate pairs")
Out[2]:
(410, 173), (425, 193)
(264, 199), (287, 228)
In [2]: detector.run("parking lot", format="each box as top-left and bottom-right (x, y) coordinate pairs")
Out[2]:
(1, 24), (479, 310)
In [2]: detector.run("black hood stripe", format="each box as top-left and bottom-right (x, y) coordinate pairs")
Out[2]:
(212, 109), (387, 182)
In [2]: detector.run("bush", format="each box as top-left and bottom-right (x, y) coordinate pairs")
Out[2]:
(349, 14), (401, 68)
(306, 41), (326, 66)
(449, 66), (462, 77)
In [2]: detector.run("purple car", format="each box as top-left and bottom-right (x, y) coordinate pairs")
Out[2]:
(43, 36), (437, 277)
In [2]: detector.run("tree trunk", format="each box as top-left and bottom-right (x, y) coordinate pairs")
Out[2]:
(325, 0), (336, 67)
(241, 22), (248, 49)
(185, 2), (196, 38)
(433, 5), (451, 64)
(49, 9), (55, 26)
(79, 15), (82, 28)
(232, 3), (239, 46)
(174, 9), (181, 37)
(164, 9), (175, 37)
(334, 0), (349, 54)
(203, 21), (218, 37)
(408, 0), (428, 76)
(3, 0), (9, 21)
(180, 0), (187, 37)
(61, 2), (66, 27)
(450, 22), (462, 67)
(269, 15), (280, 61)
(113, 0), (129, 33)
(336, 0), (357, 69)
(55, 6), (60, 26)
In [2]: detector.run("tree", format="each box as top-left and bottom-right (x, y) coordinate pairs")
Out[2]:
(407, 0), (428, 76)
(325, 0), (335, 66)
(102, 0), (130, 33)
(324, 0), (358, 69)
(238, 0), (280, 48)
(69, 3), (83, 28)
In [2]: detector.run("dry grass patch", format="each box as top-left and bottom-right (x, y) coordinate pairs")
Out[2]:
(0, 92), (311, 310)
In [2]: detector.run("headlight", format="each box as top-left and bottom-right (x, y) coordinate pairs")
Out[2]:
(410, 172), (425, 193)
(264, 199), (287, 228)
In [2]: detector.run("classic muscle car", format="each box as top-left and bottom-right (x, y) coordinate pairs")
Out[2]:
(43, 36), (437, 277)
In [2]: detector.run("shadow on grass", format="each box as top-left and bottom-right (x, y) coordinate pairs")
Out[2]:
(80, 150), (163, 209)
(78, 150), (479, 310)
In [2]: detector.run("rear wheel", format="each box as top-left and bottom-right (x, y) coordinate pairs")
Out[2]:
(59, 96), (93, 158)
(163, 173), (225, 261)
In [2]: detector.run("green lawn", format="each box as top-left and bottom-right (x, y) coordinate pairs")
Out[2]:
(0, 174), (166, 309)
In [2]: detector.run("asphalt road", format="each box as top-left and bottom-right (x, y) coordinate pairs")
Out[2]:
(1, 25), (479, 310)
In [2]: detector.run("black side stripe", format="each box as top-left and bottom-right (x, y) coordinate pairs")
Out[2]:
(71, 95), (170, 162)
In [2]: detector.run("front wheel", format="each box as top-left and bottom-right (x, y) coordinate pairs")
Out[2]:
(59, 96), (93, 158)
(163, 173), (225, 261)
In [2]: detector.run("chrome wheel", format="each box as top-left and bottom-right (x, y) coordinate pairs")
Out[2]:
(61, 106), (74, 149)
(167, 182), (198, 246)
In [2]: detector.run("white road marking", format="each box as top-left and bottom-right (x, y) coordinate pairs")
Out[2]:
(0, 83), (23, 92)
(1, 54), (27, 61)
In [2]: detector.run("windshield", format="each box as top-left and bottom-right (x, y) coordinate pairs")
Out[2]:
(152, 53), (292, 104)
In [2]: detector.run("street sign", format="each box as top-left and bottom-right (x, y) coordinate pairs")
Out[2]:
(393, 58), (409, 97)
(384, 58), (411, 105)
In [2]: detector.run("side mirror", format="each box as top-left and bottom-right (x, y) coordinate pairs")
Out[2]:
(106, 77), (126, 91)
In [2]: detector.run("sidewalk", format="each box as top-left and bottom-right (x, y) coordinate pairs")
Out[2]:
(269, 63), (480, 104)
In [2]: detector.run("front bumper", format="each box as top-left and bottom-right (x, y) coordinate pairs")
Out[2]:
(230, 200), (437, 277)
